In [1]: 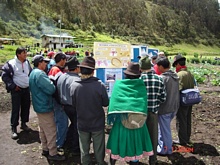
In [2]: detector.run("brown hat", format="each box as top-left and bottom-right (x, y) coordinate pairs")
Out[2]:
(78, 56), (95, 69)
(172, 54), (186, 67)
(123, 62), (141, 76)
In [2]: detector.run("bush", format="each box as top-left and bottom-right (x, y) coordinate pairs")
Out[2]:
(193, 52), (199, 58)
(190, 57), (200, 64)
(211, 60), (217, 65)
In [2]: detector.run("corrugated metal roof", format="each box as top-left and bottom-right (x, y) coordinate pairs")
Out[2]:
(41, 34), (75, 38)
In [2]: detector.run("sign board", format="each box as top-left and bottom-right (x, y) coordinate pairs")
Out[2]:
(131, 45), (148, 62)
(148, 48), (159, 58)
(94, 42), (131, 68)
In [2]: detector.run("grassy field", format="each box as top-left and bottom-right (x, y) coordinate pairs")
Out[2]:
(1, 37), (220, 64)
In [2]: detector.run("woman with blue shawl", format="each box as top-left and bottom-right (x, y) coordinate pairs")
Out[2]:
(106, 62), (153, 165)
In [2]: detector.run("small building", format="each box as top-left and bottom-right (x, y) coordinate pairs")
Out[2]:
(0, 38), (16, 45)
(41, 34), (75, 49)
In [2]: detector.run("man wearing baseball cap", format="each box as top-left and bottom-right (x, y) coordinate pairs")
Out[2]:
(29, 55), (65, 161)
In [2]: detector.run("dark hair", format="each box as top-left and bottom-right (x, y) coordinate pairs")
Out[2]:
(16, 47), (27, 56)
(156, 57), (170, 69)
(124, 73), (140, 79)
(80, 67), (94, 75)
(54, 53), (66, 63)
(177, 60), (186, 66)
(33, 62), (38, 67)
(68, 67), (78, 71)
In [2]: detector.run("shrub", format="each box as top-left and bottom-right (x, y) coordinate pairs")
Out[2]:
(193, 52), (199, 58)
(211, 60), (217, 65)
(190, 57), (200, 64)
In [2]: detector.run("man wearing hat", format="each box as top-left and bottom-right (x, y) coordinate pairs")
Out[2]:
(172, 54), (195, 146)
(48, 52), (68, 153)
(56, 56), (80, 155)
(46, 51), (56, 72)
(29, 55), (65, 161)
(70, 56), (109, 165)
(139, 56), (166, 165)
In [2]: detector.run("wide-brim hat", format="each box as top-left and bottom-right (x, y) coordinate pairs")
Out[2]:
(123, 62), (141, 76)
(78, 56), (95, 69)
(172, 54), (186, 67)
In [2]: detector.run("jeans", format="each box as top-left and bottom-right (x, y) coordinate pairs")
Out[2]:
(11, 88), (30, 128)
(64, 105), (80, 152)
(53, 99), (68, 148)
(158, 112), (176, 154)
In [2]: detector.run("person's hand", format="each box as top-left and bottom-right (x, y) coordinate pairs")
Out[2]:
(15, 86), (21, 91)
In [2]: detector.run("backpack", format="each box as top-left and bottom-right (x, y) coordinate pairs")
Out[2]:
(121, 113), (147, 129)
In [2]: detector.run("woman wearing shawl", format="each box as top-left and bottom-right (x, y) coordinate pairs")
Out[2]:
(106, 62), (153, 165)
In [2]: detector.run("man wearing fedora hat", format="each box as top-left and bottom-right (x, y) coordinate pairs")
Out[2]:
(172, 54), (195, 146)
(57, 56), (81, 155)
(70, 56), (109, 165)
(139, 56), (166, 165)
(107, 62), (153, 165)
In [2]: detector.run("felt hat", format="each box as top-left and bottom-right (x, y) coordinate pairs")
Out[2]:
(172, 54), (186, 67)
(139, 56), (152, 70)
(32, 55), (50, 65)
(66, 56), (79, 70)
(78, 56), (95, 69)
(123, 62), (141, 76)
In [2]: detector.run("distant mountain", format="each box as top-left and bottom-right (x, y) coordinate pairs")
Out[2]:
(0, 0), (220, 47)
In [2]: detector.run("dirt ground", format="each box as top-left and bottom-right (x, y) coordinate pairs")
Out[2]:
(0, 82), (219, 165)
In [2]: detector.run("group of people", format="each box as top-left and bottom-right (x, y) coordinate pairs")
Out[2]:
(1, 47), (195, 165)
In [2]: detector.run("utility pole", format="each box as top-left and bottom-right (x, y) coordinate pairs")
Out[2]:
(58, 19), (62, 48)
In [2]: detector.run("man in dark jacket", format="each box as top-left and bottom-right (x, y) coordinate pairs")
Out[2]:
(172, 54), (194, 146)
(57, 56), (81, 155)
(1, 47), (32, 139)
(70, 57), (109, 165)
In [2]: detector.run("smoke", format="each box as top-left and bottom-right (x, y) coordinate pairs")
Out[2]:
(39, 17), (69, 36)
(39, 17), (58, 35)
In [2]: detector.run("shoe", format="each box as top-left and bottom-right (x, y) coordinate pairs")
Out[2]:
(110, 156), (116, 165)
(20, 123), (31, 131)
(41, 150), (49, 156)
(57, 147), (64, 155)
(157, 153), (168, 157)
(172, 140), (180, 144)
(11, 127), (18, 140)
(48, 154), (65, 161)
